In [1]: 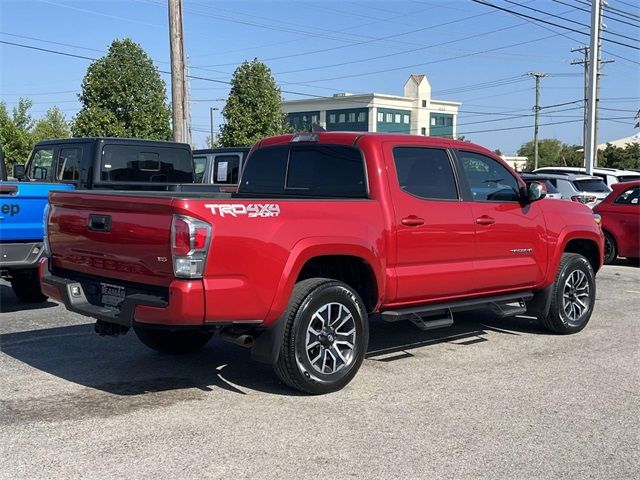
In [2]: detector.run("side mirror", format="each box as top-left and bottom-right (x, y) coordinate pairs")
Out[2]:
(12, 164), (25, 180)
(527, 181), (546, 202)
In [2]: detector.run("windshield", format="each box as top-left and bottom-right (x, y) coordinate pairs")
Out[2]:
(542, 179), (559, 194)
(573, 179), (611, 193)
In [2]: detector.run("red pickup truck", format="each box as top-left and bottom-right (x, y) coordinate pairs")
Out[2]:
(42, 132), (604, 394)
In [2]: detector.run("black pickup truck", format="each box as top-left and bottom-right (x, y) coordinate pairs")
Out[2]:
(13, 137), (194, 189)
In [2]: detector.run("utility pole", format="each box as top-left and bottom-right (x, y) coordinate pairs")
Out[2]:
(209, 107), (219, 147)
(528, 72), (548, 170)
(168, 0), (186, 143)
(571, 46), (589, 155)
(585, 0), (603, 175)
(185, 56), (192, 146)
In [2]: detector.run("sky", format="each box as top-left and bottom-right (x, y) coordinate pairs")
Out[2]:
(1, 0), (639, 154)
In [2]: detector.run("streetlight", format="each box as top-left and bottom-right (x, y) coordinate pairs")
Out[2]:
(210, 107), (219, 147)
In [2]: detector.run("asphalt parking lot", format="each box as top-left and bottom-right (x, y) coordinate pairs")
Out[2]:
(1, 263), (638, 480)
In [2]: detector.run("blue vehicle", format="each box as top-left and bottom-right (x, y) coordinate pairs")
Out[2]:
(0, 148), (74, 302)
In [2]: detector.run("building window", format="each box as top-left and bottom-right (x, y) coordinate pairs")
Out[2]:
(431, 117), (436, 126)
(403, 114), (409, 124)
(377, 112), (384, 122)
(357, 112), (366, 122)
(329, 114), (336, 123)
(311, 114), (318, 123)
(386, 113), (393, 123)
(348, 112), (356, 122)
(302, 115), (308, 123)
(422, 100), (427, 107)
(421, 127), (427, 135)
(339, 113), (346, 123)
(395, 114), (401, 123)
(446, 117), (453, 126)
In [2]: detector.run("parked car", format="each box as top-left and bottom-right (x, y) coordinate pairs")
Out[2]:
(534, 166), (640, 187)
(519, 173), (563, 200)
(593, 180), (640, 264)
(42, 132), (603, 394)
(1, 148), (74, 302)
(192, 147), (250, 186)
(13, 137), (194, 189)
(538, 172), (611, 208)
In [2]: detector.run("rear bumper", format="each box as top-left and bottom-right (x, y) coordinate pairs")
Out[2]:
(0, 242), (44, 269)
(40, 258), (205, 327)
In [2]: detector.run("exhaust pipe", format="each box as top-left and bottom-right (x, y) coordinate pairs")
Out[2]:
(219, 331), (254, 348)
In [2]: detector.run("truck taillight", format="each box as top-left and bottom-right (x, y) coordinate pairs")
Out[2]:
(43, 203), (51, 256)
(171, 215), (212, 279)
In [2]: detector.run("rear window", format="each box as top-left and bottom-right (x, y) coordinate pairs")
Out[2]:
(239, 145), (367, 198)
(616, 175), (640, 183)
(213, 154), (240, 185)
(572, 180), (610, 193)
(193, 155), (206, 183)
(100, 145), (193, 183)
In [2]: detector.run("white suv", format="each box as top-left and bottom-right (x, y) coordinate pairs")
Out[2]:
(534, 166), (640, 187)
(540, 172), (612, 209)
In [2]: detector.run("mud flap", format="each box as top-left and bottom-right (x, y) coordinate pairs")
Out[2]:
(250, 317), (286, 365)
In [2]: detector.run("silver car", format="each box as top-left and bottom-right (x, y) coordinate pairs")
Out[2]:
(539, 172), (611, 208)
(534, 166), (640, 187)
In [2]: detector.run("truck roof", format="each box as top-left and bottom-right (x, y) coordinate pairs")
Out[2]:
(34, 137), (191, 149)
(256, 131), (496, 157)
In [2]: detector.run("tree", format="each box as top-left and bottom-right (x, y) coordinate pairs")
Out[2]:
(493, 148), (503, 156)
(0, 98), (34, 166)
(517, 138), (586, 170)
(600, 143), (640, 170)
(32, 106), (70, 142)
(72, 38), (171, 140)
(217, 59), (288, 147)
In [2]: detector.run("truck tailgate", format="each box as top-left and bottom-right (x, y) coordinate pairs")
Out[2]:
(48, 191), (175, 286)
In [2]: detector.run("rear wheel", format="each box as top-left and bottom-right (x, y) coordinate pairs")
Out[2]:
(133, 327), (213, 354)
(540, 253), (595, 334)
(273, 278), (369, 395)
(10, 269), (48, 303)
(603, 231), (617, 264)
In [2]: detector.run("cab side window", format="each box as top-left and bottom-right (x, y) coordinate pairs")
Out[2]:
(393, 147), (458, 200)
(458, 151), (521, 202)
(57, 147), (82, 183)
(27, 147), (54, 180)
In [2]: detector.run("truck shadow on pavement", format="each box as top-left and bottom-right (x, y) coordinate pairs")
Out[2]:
(1, 311), (548, 403)
(0, 284), (58, 313)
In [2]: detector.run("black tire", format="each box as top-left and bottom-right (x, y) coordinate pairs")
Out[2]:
(273, 278), (369, 395)
(133, 327), (213, 354)
(603, 231), (617, 265)
(10, 269), (48, 303)
(540, 253), (596, 334)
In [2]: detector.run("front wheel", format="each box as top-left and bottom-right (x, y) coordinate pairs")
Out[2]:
(540, 253), (596, 334)
(133, 327), (213, 354)
(273, 278), (369, 395)
(10, 269), (48, 303)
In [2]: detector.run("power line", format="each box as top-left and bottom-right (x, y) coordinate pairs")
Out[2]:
(471, 0), (639, 50)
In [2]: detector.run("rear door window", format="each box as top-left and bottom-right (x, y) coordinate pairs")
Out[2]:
(27, 147), (54, 180)
(392, 147), (458, 200)
(239, 145), (367, 198)
(100, 145), (193, 183)
(193, 155), (207, 183)
(56, 147), (82, 183)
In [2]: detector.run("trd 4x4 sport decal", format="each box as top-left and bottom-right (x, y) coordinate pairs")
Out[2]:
(204, 203), (280, 218)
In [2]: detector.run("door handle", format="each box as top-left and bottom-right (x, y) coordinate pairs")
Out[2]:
(402, 216), (425, 227)
(475, 215), (495, 226)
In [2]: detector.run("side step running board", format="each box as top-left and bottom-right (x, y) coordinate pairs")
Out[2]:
(381, 292), (534, 329)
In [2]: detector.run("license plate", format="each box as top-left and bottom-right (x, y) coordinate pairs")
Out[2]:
(100, 283), (126, 309)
